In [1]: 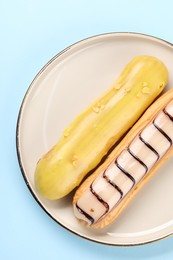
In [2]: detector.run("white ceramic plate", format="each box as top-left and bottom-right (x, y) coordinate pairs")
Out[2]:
(16, 32), (173, 246)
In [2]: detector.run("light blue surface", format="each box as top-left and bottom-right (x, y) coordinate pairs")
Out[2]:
(1, 0), (173, 259)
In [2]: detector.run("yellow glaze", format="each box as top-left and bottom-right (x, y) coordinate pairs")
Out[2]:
(35, 56), (168, 199)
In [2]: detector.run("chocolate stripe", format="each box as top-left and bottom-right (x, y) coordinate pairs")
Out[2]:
(163, 108), (173, 122)
(90, 184), (109, 214)
(115, 160), (136, 186)
(139, 134), (160, 161)
(153, 120), (172, 146)
(75, 203), (94, 224)
(103, 171), (123, 198)
(127, 148), (148, 173)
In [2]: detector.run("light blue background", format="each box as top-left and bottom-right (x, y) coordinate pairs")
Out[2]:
(1, 0), (173, 259)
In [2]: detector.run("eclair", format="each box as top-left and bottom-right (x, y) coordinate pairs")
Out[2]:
(35, 56), (168, 200)
(73, 89), (173, 229)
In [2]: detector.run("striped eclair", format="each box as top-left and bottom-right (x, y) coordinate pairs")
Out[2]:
(73, 89), (173, 229)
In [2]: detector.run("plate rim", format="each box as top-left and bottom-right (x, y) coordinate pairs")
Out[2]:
(16, 31), (173, 246)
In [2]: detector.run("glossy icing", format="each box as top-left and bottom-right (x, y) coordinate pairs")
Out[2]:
(74, 100), (173, 225)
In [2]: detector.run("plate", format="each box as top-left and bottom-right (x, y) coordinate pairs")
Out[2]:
(16, 32), (173, 246)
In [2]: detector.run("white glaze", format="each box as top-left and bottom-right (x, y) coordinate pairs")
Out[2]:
(141, 123), (170, 157)
(75, 189), (106, 224)
(129, 136), (158, 170)
(92, 175), (121, 209)
(155, 111), (173, 141)
(74, 100), (173, 225)
(105, 163), (133, 194)
(117, 150), (146, 182)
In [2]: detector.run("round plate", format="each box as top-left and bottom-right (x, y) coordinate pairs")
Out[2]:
(16, 32), (173, 246)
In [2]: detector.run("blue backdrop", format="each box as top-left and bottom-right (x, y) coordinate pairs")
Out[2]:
(1, 0), (173, 259)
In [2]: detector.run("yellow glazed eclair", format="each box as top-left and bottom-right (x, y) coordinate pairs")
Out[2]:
(35, 56), (168, 200)
(73, 89), (173, 229)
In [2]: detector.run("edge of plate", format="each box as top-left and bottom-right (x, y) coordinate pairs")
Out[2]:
(16, 31), (173, 247)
